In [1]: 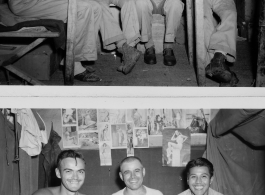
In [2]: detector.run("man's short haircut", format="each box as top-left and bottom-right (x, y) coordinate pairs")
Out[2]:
(57, 150), (86, 170)
(120, 156), (143, 171)
(186, 157), (214, 178)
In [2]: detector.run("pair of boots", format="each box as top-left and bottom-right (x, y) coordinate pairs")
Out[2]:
(205, 52), (239, 87)
(144, 46), (176, 66)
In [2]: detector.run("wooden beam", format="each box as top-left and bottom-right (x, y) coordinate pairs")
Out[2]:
(256, 0), (265, 87)
(195, 0), (206, 86)
(65, 0), (76, 85)
(5, 65), (45, 85)
(186, 0), (194, 67)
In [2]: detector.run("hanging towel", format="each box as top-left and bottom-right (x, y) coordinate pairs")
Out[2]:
(11, 108), (48, 156)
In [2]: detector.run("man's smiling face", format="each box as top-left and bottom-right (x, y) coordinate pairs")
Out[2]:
(187, 166), (213, 195)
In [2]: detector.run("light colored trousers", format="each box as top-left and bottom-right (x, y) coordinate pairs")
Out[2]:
(134, 0), (184, 49)
(204, 0), (237, 65)
(8, 0), (102, 75)
(99, 0), (141, 50)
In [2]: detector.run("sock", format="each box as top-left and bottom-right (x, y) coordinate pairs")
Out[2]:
(116, 39), (126, 49)
(163, 43), (173, 49)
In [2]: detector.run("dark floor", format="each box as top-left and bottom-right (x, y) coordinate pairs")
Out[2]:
(0, 40), (255, 87)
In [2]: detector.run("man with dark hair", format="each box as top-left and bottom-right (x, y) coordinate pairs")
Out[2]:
(179, 157), (223, 195)
(32, 150), (86, 195)
(113, 156), (163, 195)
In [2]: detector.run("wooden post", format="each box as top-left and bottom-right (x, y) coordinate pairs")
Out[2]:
(195, 0), (206, 86)
(256, 0), (265, 87)
(65, 0), (76, 85)
(186, 0), (194, 67)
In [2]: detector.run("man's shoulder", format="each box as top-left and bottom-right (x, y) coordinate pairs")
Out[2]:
(32, 187), (59, 195)
(144, 186), (163, 195)
(177, 189), (191, 195)
(209, 188), (224, 195)
(112, 188), (125, 195)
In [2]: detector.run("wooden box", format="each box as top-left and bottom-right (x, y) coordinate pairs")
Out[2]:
(9, 41), (62, 81)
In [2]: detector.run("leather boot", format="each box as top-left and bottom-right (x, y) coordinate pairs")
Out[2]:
(144, 46), (157, 65)
(163, 48), (176, 66)
(117, 43), (141, 75)
(205, 52), (233, 83)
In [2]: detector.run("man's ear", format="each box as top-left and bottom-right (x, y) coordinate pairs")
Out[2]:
(143, 167), (146, 177)
(210, 176), (214, 185)
(119, 172), (124, 181)
(55, 168), (61, 179)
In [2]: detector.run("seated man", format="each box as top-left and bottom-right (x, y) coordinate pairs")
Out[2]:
(98, 0), (141, 75)
(113, 156), (163, 195)
(178, 157), (223, 195)
(32, 150), (86, 195)
(135, 0), (184, 66)
(8, 0), (102, 82)
(204, 0), (239, 87)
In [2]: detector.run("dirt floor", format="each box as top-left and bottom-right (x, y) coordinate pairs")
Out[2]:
(0, 40), (255, 87)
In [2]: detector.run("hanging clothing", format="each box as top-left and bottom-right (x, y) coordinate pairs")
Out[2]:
(0, 111), (20, 195)
(204, 109), (265, 195)
(42, 123), (62, 187)
(11, 109), (48, 156)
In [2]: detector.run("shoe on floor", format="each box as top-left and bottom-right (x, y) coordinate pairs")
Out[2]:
(117, 43), (141, 75)
(205, 52), (232, 83)
(144, 46), (157, 65)
(219, 71), (239, 87)
(74, 70), (101, 82)
(163, 48), (176, 66)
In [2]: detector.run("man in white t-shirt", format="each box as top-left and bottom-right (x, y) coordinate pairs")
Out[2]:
(113, 156), (163, 195)
(178, 157), (223, 195)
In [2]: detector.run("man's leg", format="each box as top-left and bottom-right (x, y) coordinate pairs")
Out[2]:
(99, 1), (141, 75)
(163, 0), (184, 66)
(204, 0), (238, 86)
(135, 0), (156, 64)
(9, 0), (102, 82)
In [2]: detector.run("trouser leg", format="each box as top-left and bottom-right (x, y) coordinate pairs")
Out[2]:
(204, 0), (237, 65)
(135, 0), (154, 49)
(163, 0), (184, 44)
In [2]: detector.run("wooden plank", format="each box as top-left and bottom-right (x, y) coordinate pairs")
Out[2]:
(65, 0), (76, 85)
(5, 64), (45, 85)
(0, 38), (47, 67)
(256, 0), (265, 87)
(0, 31), (59, 37)
(186, 0), (194, 67)
(195, 0), (206, 86)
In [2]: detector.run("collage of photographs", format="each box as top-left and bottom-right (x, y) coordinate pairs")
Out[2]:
(59, 108), (210, 167)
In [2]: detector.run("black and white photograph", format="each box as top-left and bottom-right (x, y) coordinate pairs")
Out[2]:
(162, 128), (190, 167)
(61, 108), (77, 126)
(110, 123), (127, 148)
(133, 127), (149, 148)
(62, 126), (79, 148)
(77, 109), (97, 131)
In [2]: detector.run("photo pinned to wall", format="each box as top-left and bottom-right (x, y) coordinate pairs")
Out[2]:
(77, 109), (97, 131)
(111, 124), (127, 148)
(98, 122), (111, 142)
(109, 109), (126, 124)
(62, 108), (77, 126)
(98, 109), (110, 123)
(78, 131), (99, 149)
(151, 109), (166, 135)
(126, 109), (147, 127)
(172, 109), (186, 128)
(126, 122), (134, 156)
(162, 128), (190, 167)
(99, 142), (112, 166)
(62, 126), (79, 148)
(185, 109), (210, 134)
(133, 127), (149, 148)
